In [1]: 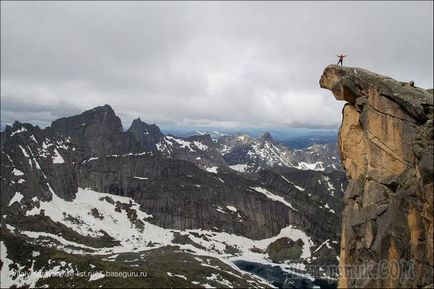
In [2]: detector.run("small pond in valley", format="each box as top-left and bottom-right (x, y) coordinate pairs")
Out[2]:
(233, 260), (336, 289)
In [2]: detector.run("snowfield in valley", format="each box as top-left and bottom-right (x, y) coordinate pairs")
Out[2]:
(2, 186), (319, 287)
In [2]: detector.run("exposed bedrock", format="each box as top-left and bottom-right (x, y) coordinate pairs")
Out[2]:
(320, 65), (433, 288)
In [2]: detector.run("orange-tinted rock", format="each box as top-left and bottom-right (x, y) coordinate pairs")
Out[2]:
(320, 65), (433, 288)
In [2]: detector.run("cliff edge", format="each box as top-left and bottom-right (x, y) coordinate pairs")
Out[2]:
(320, 65), (433, 288)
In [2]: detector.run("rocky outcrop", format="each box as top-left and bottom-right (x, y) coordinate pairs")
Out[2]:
(166, 134), (228, 169)
(1, 121), (78, 204)
(219, 133), (299, 173)
(258, 168), (347, 244)
(320, 65), (433, 288)
(218, 133), (342, 174)
(293, 142), (343, 172)
(127, 118), (164, 151)
(52, 104), (142, 158)
(77, 154), (297, 239)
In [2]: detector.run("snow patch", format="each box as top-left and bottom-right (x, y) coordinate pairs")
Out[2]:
(166, 136), (194, 152)
(297, 161), (325, 171)
(52, 149), (65, 164)
(11, 168), (24, 176)
(18, 145), (29, 158)
(281, 176), (305, 191)
(226, 206), (237, 213)
(313, 239), (332, 254)
(194, 141), (208, 151)
(8, 192), (24, 206)
(205, 166), (218, 174)
(10, 127), (27, 137)
(229, 164), (249, 173)
(133, 176), (149, 180)
(26, 188), (156, 244)
(167, 272), (187, 280)
(216, 207), (227, 214)
(251, 187), (297, 211)
(1, 241), (17, 288)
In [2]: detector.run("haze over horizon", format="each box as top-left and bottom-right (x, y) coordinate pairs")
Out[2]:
(1, 2), (433, 131)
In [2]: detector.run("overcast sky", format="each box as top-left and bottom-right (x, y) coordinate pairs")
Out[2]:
(1, 1), (433, 131)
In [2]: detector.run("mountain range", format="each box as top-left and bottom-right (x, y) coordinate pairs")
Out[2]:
(1, 104), (345, 288)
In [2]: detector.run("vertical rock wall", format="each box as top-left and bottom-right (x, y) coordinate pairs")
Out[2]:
(320, 65), (433, 288)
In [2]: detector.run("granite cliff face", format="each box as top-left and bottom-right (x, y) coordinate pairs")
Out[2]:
(52, 104), (142, 158)
(320, 65), (433, 288)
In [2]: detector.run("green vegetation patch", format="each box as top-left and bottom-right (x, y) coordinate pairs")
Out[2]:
(266, 237), (303, 263)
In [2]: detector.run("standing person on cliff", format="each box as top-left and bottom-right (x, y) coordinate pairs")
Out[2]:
(337, 54), (346, 66)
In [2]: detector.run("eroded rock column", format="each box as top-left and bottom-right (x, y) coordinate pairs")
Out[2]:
(320, 65), (433, 288)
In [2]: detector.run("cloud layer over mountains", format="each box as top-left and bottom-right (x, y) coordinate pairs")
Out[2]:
(1, 2), (432, 129)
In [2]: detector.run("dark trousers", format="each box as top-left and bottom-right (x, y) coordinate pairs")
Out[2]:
(337, 59), (343, 66)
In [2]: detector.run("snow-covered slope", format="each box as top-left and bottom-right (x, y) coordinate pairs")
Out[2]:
(1, 186), (335, 288)
(156, 134), (226, 169)
(0, 105), (344, 288)
(217, 132), (341, 174)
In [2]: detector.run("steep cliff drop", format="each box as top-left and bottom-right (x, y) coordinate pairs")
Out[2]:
(320, 65), (433, 288)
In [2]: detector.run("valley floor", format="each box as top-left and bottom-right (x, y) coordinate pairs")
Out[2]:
(1, 188), (336, 288)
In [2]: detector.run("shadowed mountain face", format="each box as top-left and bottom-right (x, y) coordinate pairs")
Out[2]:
(321, 65), (433, 288)
(1, 104), (346, 287)
(127, 118), (164, 151)
(51, 104), (143, 158)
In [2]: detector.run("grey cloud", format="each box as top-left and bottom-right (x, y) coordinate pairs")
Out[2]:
(1, 2), (433, 131)
(1, 95), (82, 128)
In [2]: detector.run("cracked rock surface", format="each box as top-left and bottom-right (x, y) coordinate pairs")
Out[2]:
(320, 65), (433, 288)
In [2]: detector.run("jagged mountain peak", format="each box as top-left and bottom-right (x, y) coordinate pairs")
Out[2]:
(5, 121), (44, 140)
(5, 121), (39, 133)
(50, 104), (123, 136)
(49, 104), (142, 157)
(129, 117), (162, 133)
(257, 132), (274, 142)
(127, 117), (164, 151)
(12, 120), (23, 128)
(51, 104), (121, 130)
(8, 121), (28, 131)
(80, 104), (117, 119)
(185, 134), (213, 144)
(100, 103), (114, 110)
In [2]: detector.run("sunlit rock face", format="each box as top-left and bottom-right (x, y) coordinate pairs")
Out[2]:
(321, 64), (433, 288)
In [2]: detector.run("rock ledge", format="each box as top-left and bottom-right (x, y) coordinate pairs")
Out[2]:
(320, 65), (433, 288)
